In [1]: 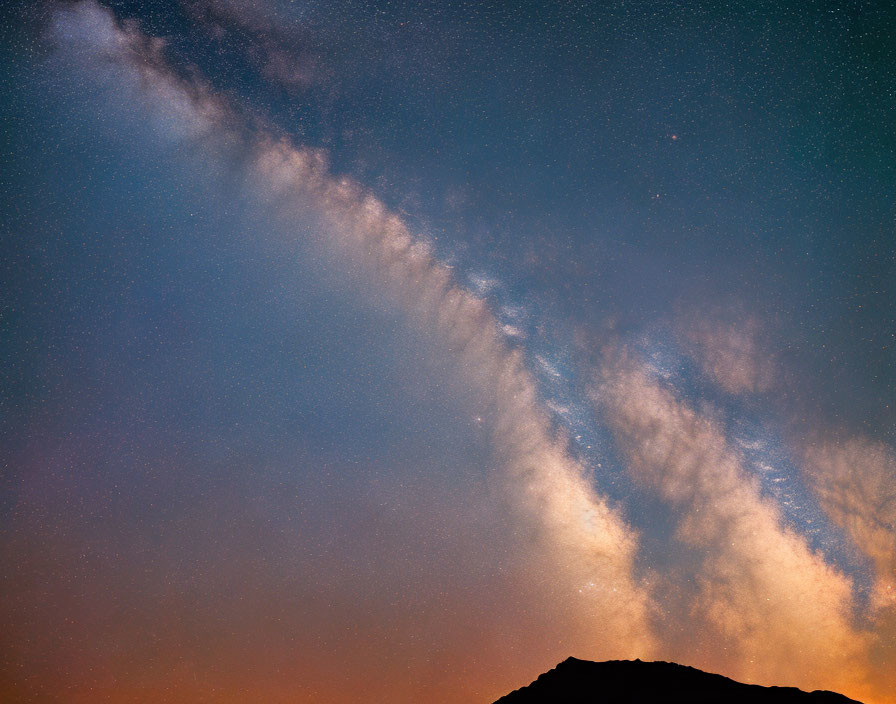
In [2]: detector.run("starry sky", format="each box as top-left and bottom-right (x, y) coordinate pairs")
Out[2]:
(1, 1), (894, 702)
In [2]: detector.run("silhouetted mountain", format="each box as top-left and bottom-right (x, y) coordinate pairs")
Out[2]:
(493, 658), (863, 704)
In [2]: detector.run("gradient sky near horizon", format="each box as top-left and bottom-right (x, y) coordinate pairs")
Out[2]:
(1, 1), (894, 702)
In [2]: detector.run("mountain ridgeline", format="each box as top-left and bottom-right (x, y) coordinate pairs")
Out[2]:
(493, 658), (863, 704)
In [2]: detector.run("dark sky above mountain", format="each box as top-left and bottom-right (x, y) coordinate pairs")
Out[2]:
(1, 2), (894, 703)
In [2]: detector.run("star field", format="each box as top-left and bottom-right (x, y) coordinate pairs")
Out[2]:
(1, 2), (894, 703)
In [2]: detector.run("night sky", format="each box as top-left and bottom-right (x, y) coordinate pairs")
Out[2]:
(1, 1), (894, 702)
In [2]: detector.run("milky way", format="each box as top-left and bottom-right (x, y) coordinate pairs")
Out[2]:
(2, 2), (894, 703)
